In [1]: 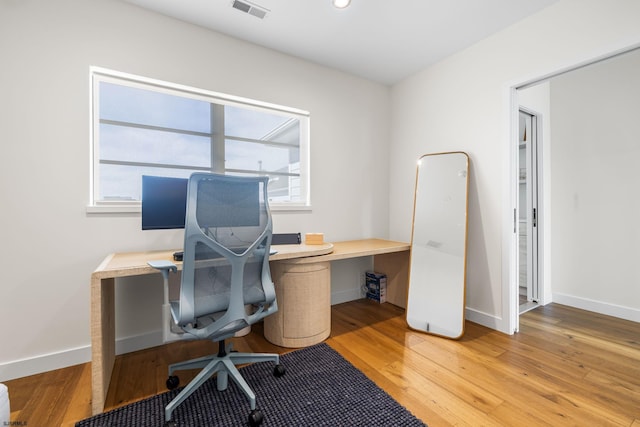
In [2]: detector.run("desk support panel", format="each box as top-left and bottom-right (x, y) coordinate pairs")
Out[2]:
(374, 251), (410, 308)
(91, 276), (115, 415)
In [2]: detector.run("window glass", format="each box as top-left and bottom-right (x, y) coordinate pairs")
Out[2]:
(99, 124), (211, 167)
(225, 105), (293, 142)
(225, 140), (297, 173)
(100, 82), (211, 133)
(91, 69), (310, 208)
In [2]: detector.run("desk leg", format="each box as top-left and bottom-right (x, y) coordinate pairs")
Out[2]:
(91, 276), (115, 415)
(265, 261), (331, 348)
(374, 251), (410, 308)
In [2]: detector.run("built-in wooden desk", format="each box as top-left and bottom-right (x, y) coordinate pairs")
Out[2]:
(90, 239), (409, 414)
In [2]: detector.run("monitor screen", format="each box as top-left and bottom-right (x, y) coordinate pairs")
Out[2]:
(141, 175), (261, 230)
(141, 175), (188, 230)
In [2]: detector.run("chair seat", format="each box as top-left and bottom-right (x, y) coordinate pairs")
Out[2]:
(171, 282), (266, 322)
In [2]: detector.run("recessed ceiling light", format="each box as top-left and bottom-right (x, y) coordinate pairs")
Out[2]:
(332, 0), (351, 9)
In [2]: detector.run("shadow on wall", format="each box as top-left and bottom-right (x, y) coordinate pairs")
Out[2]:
(464, 157), (496, 323)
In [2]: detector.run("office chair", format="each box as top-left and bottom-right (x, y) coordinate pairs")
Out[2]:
(149, 173), (285, 427)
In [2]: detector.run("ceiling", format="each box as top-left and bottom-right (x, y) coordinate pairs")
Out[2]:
(121, 0), (559, 85)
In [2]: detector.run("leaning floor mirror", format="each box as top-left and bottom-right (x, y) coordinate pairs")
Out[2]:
(406, 152), (470, 339)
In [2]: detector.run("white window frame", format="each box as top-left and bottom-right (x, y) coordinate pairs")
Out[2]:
(88, 67), (311, 213)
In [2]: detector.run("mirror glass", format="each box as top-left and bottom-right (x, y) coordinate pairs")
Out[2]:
(406, 152), (469, 339)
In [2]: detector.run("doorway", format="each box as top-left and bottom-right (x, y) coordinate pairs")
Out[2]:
(517, 109), (540, 314)
(508, 44), (640, 335)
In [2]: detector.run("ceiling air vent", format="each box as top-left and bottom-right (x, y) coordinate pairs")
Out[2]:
(232, 0), (269, 19)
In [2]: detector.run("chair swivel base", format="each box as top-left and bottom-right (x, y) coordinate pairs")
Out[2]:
(164, 341), (285, 427)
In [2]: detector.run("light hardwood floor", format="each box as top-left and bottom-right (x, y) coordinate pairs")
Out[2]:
(6, 301), (640, 426)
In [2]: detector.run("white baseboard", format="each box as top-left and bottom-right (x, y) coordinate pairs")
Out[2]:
(115, 330), (163, 355)
(465, 307), (511, 334)
(0, 330), (164, 383)
(331, 288), (363, 305)
(552, 293), (640, 323)
(0, 345), (91, 382)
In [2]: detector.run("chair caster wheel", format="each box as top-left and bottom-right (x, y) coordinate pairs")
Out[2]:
(248, 408), (264, 426)
(166, 375), (180, 390)
(273, 364), (286, 377)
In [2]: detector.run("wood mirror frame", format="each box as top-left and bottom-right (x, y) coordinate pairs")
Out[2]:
(406, 152), (470, 339)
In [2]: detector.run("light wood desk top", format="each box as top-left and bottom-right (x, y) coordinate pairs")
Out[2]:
(92, 242), (335, 279)
(274, 238), (410, 264)
(320, 238), (409, 260)
(270, 242), (334, 261)
(92, 239), (410, 279)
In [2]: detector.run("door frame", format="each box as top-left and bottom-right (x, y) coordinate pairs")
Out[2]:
(505, 43), (640, 335)
(517, 107), (542, 313)
(507, 97), (546, 334)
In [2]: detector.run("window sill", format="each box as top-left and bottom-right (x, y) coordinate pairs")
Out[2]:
(86, 204), (141, 214)
(86, 204), (312, 215)
(270, 204), (312, 212)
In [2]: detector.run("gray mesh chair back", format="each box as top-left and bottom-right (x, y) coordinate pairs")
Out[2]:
(172, 173), (276, 340)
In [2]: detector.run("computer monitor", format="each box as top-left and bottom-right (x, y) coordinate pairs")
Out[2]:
(141, 175), (188, 230)
(141, 175), (261, 230)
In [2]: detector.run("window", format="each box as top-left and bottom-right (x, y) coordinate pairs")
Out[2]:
(89, 68), (310, 212)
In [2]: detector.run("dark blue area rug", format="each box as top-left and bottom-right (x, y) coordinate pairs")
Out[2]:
(77, 343), (426, 426)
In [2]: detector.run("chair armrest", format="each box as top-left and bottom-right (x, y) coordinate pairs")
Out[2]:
(148, 260), (178, 274)
(148, 260), (178, 309)
(148, 260), (186, 342)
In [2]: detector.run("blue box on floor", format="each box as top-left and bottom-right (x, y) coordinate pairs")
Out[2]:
(364, 271), (387, 303)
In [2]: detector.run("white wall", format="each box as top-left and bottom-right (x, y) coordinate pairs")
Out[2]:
(0, 0), (390, 380)
(549, 50), (640, 321)
(389, 0), (640, 332)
